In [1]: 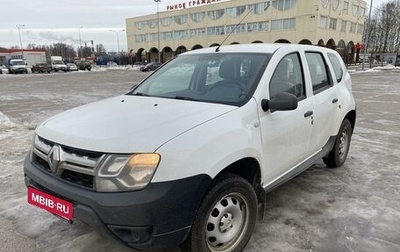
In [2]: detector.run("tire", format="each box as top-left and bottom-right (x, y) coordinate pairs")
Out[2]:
(323, 118), (352, 168)
(183, 174), (257, 252)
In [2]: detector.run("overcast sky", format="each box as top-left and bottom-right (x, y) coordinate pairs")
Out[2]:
(0, 0), (388, 53)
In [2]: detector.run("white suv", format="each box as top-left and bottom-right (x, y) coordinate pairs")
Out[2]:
(24, 44), (356, 251)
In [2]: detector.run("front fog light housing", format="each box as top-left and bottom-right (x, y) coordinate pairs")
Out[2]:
(96, 153), (160, 192)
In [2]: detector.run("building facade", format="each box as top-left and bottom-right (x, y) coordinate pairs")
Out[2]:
(126, 0), (367, 63)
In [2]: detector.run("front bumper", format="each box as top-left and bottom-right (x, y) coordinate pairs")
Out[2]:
(11, 68), (27, 73)
(24, 155), (211, 250)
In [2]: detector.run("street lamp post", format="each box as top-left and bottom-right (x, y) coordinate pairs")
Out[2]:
(362, 0), (373, 71)
(110, 29), (125, 54)
(155, 0), (161, 63)
(78, 26), (83, 58)
(16, 24), (25, 61)
(110, 29), (125, 64)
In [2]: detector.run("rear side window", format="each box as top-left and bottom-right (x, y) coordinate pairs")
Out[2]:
(305, 52), (332, 94)
(327, 53), (344, 82)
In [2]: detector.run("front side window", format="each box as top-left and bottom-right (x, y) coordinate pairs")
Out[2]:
(269, 53), (305, 99)
(132, 53), (271, 106)
(305, 52), (331, 94)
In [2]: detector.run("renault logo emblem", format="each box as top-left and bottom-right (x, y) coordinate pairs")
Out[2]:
(48, 145), (63, 173)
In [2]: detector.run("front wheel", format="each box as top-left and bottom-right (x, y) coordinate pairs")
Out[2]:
(184, 174), (257, 252)
(323, 118), (352, 168)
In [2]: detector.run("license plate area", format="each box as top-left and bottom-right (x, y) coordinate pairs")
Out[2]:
(27, 187), (73, 221)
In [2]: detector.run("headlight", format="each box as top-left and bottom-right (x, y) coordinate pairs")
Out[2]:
(96, 153), (160, 192)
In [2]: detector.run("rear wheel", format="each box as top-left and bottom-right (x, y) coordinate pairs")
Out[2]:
(183, 174), (257, 252)
(323, 119), (352, 167)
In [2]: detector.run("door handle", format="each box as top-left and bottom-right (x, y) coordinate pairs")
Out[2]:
(304, 111), (313, 118)
(332, 98), (338, 104)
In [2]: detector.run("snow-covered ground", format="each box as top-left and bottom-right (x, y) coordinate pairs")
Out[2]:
(0, 68), (399, 252)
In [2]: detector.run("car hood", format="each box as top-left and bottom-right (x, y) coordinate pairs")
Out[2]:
(36, 95), (236, 153)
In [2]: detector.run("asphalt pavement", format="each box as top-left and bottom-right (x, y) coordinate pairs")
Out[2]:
(0, 68), (399, 252)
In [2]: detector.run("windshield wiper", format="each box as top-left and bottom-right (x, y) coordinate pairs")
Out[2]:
(132, 92), (149, 96)
(174, 96), (198, 101)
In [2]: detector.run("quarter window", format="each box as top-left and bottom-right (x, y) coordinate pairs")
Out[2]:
(305, 52), (331, 93)
(269, 53), (305, 99)
(327, 53), (344, 82)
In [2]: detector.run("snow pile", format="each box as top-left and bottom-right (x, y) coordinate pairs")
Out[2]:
(0, 111), (16, 129)
(373, 64), (400, 71)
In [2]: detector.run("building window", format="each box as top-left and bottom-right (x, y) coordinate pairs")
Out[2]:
(319, 16), (328, 29)
(190, 12), (206, 22)
(174, 15), (188, 25)
(226, 5), (246, 18)
(208, 9), (225, 20)
(329, 18), (337, 30)
(350, 22), (357, 33)
(331, 0), (339, 10)
(272, 0), (297, 11)
(359, 7), (366, 17)
(148, 19), (158, 29)
(190, 28), (206, 37)
(149, 33), (155, 42)
(173, 30), (188, 39)
(161, 32), (173, 41)
(357, 24), (364, 34)
(321, 0), (329, 8)
(352, 4), (359, 16)
(135, 22), (146, 30)
(247, 21), (268, 32)
(341, 20), (347, 32)
(160, 17), (172, 26)
(226, 24), (246, 34)
(207, 26), (225, 35)
(135, 34), (148, 42)
(271, 18), (295, 30)
(249, 2), (270, 14)
(343, 2), (349, 14)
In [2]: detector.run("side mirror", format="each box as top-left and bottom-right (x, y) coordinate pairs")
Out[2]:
(261, 92), (298, 112)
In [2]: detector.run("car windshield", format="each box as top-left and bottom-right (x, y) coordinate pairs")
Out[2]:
(54, 61), (64, 64)
(11, 61), (24, 65)
(130, 53), (271, 106)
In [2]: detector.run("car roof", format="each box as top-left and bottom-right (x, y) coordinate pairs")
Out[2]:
(181, 43), (334, 55)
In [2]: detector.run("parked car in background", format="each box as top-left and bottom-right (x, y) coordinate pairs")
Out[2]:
(31, 63), (51, 73)
(50, 56), (68, 72)
(395, 55), (400, 67)
(140, 62), (161, 72)
(8, 59), (28, 74)
(0, 64), (8, 74)
(67, 63), (78, 71)
(78, 61), (91, 71)
(131, 61), (145, 70)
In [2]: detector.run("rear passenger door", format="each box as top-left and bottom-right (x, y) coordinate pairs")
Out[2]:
(304, 52), (340, 154)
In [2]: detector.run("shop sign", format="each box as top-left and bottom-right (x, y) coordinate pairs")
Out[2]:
(166, 0), (224, 11)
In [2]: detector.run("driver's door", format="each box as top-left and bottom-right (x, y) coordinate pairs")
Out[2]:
(259, 52), (314, 185)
